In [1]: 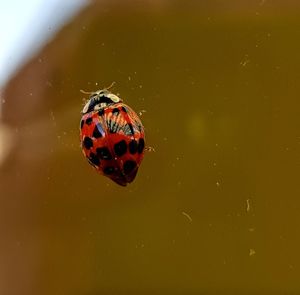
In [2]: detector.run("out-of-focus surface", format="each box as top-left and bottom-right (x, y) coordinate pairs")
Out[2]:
(1, 1), (300, 294)
(0, 0), (88, 87)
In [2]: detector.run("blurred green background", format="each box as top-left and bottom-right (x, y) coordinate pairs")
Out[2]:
(1, 1), (300, 294)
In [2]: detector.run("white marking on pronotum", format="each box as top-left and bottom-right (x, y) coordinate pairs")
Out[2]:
(82, 101), (90, 113)
(106, 93), (121, 103)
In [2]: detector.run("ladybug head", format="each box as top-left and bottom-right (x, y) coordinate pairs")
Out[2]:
(81, 82), (122, 114)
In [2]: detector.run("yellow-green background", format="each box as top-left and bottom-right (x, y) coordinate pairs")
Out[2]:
(1, 1), (300, 294)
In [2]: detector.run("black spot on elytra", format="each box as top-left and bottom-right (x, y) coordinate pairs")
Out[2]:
(86, 117), (93, 125)
(123, 160), (137, 175)
(98, 109), (104, 116)
(128, 123), (134, 135)
(129, 140), (138, 154)
(80, 119), (84, 129)
(93, 125), (102, 138)
(96, 147), (112, 160)
(112, 108), (119, 115)
(83, 137), (93, 150)
(104, 166), (115, 175)
(114, 140), (127, 157)
(121, 106), (127, 113)
(138, 138), (145, 154)
(88, 152), (100, 166)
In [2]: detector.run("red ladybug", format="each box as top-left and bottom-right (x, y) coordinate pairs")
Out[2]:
(79, 84), (145, 186)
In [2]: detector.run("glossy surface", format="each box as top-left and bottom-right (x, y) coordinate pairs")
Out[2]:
(80, 100), (145, 186)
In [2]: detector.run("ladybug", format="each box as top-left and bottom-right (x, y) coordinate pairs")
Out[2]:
(79, 84), (145, 186)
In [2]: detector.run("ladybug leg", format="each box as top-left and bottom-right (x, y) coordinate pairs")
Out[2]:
(145, 146), (155, 152)
(138, 110), (146, 117)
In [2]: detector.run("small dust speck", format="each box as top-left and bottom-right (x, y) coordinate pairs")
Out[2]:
(240, 58), (250, 67)
(182, 211), (192, 223)
(138, 110), (146, 116)
(249, 249), (256, 256)
(260, 0), (266, 5)
(246, 199), (251, 212)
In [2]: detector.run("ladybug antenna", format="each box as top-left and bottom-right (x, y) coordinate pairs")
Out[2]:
(80, 82), (115, 95)
(80, 89), (95, 95)
(105, 81), (116, 90)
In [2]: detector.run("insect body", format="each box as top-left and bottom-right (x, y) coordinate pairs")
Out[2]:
(80, 86), (145, 186)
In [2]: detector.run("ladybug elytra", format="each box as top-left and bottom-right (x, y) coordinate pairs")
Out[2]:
(79, 84), (145, 186)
